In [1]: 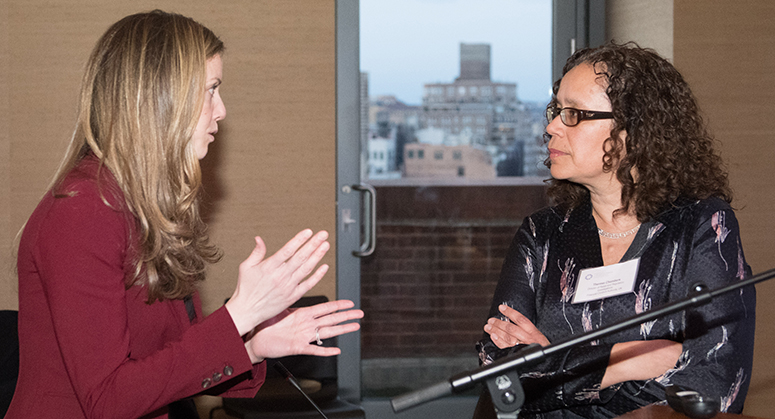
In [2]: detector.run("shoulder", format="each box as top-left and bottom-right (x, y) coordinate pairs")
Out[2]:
(528, 200), (586, 229)
(659, 196), (736, 226)
(527, 204), (570, 227)
(50, 185), (125, 227)
(651, 197), (741, 249)
(55, 156), (126, 208)
(694, 196), (734, 217)
(516, 203), (579, 243)
(24, 160), (132, 250)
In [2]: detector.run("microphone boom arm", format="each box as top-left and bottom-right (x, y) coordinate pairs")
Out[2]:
(391, 267), (775, 415)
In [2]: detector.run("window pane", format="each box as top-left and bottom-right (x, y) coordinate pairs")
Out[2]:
(360, 0), (552, 398)
(361, 0), (552, 182)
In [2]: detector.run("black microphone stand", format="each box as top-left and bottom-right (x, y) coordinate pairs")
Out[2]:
(273, 362), (329, 419)
(391, 267), (775, 418)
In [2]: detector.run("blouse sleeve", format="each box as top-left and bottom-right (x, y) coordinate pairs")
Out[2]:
(477, 202), (755, 416)
(577, 203), (757, 416)
(638, 203), (755, 413)
(477, 214), (615, 412)
(34, 187), (264, 419)
(478, 216), (541, 364)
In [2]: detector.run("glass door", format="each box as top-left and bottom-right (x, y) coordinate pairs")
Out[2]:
(358, 0), (552, 405)
(336, 1), (605, 417)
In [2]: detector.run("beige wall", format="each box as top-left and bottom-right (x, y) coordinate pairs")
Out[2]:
(609, 0), (775, 415)
(674, 2), (775, 415)
(607, 0), (674, 61)
(0, 1), (338, 313)
(0, 2), (10, 309)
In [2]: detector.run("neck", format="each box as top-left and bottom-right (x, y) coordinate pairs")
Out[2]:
(588, 182), (639, 232)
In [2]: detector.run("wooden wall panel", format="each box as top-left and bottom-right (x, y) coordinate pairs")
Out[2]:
(674, 1), (775, 415)
(0, 1), (11, 310)
(0, 1), (337, 314)
(197, 0), (337, 313)
(606, 0), (674, 61)
(605, 0), (774, 413)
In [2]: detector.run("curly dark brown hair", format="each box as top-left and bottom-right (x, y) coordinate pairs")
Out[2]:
(545, 42), (732, 221)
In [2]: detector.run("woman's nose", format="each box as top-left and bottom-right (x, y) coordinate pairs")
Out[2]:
(545, 113), (563, 137)
(214, 97), (226, 122)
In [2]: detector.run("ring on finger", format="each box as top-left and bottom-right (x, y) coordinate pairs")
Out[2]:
(315, 328), (323, 345)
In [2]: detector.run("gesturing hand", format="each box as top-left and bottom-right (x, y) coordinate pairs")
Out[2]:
(226, 229), (331, 337)
(245, 299), (364, 363)
(484, 304), (550, 348)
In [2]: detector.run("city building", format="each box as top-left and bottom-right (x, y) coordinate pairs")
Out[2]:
(363, 44), (548, 181)
(418, 43), (538, 176)
(367, 127), (401, 179)
(403, 142), (495, 179)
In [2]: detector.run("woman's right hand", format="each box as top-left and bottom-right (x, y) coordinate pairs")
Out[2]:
(244, 299), (364, 363)
(484, 304), (551, 348)
(225, 229), (330, 336)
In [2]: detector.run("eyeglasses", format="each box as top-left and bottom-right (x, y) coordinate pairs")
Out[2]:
(546, 105), (614, 127)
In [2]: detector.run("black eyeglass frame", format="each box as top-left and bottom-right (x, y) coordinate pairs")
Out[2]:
(546, 105), (614, 127)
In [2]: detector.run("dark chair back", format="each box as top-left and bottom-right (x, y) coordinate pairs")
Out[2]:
(0, 310), (19, 418)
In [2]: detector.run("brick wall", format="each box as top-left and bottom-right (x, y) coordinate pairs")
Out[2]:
(360, 185), (549, 359)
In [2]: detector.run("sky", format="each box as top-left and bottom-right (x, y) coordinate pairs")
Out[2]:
(360, 0), (553, 105)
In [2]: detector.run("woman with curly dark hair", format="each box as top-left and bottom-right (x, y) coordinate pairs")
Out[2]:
(476, 42), (755, 418)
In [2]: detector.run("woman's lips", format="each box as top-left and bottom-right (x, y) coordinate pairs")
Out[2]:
(548, 148), (567, 159)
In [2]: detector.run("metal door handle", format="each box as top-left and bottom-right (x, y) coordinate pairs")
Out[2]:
(351, 183), (376, 257)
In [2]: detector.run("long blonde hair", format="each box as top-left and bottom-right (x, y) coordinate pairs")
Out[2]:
(51, 10), (224, 302)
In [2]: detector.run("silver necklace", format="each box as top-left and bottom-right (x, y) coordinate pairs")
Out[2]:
(597, 224), (641, 239)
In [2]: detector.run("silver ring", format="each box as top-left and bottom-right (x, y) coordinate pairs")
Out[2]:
(315, 328), (323, 345)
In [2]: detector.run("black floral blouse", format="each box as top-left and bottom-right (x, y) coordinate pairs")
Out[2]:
(477, 196), (756, 418)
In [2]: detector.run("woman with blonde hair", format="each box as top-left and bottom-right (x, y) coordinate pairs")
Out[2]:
(7, 10), (362, 419)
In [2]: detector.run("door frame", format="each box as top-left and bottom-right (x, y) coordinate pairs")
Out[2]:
(335, 1), (605, 417)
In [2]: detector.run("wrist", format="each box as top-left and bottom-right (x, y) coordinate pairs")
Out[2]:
(225, 299), (253, 337)
(245, 340), (264, 364)
(602, 340), (682, 388)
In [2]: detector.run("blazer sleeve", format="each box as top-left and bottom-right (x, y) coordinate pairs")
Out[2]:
(190, 293), (267, 398)
(34, 188), (264, 419)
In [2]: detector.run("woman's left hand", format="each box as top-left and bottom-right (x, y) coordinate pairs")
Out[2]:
(244, 299), (364, 363)
(484, 304), (550, 348)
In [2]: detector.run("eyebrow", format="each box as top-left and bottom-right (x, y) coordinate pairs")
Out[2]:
(556, 96), (582, 108)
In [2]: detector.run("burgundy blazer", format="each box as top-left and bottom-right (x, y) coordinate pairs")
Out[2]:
(7, 156), (265, 419)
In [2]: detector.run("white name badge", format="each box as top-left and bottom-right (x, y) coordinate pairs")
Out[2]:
(572, 258), (640, 304)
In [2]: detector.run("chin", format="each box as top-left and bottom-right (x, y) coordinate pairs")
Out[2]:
(549, 167), (569, 181)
